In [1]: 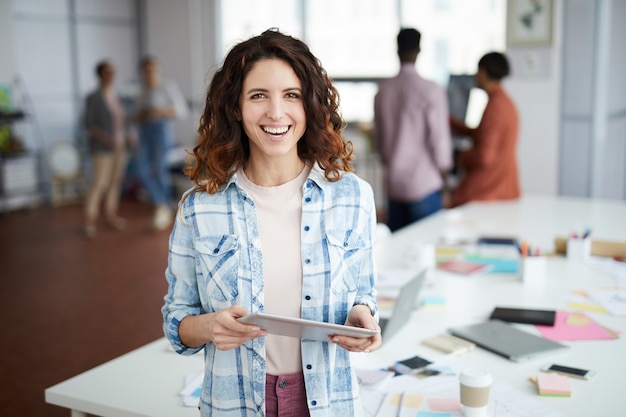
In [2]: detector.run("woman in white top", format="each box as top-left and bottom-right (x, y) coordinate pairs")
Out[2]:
(162, 29), (382, 417)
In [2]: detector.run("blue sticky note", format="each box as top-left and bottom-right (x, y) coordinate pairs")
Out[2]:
(465, 256), (520, 273)
(421, 295), (446, 306)
(419, 411), (451, 417)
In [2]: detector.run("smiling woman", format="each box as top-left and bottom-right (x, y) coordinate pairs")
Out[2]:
(161, 28), (380, 417)
(239, 58), (306, 181)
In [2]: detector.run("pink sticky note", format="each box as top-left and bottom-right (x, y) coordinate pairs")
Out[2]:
(537, 373), (571, 396)
(535, 310), (616, 341)
(427, 397), (463, 412)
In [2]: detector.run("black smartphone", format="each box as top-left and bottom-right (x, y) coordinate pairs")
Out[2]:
(541, 363), (596, 380)
(393, 355), (433, 375)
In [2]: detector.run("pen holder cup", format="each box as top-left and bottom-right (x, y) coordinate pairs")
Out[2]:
(519, 256), (547, 286)
(567, 238), (591, 261)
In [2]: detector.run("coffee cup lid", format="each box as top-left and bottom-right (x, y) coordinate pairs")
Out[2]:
(459, 367), (492, 387)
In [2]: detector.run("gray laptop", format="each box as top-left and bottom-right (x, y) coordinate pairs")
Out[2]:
(378, 269), (427, 341)
(448, 319), (569, 362)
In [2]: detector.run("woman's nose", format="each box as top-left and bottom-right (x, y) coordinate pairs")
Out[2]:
(265, 100), (284, 120)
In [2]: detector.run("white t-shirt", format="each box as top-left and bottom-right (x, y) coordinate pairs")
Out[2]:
(238, 164), (311, 374)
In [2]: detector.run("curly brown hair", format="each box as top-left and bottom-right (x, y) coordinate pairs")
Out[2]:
(185, 28), (354, 194)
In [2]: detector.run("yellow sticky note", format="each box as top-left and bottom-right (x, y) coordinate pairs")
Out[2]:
(389, 393), (424, 409)
(403, 394), (425, 409)
(567, 302), (608, 314)
(566, 312), (591, 326)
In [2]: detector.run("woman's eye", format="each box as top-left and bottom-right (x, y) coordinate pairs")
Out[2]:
(286, 92), (301, 99)
(251, 93), (266, 99)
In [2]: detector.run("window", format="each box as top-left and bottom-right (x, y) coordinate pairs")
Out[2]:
(218, 0), (505, 122)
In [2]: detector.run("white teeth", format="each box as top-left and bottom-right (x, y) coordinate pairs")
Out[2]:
(263, 126), (289, 135)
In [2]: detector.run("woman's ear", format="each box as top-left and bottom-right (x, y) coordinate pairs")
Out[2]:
(234, 108), (241, 121)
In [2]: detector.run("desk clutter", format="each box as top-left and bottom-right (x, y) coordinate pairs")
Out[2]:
(362, 368), (571, 417)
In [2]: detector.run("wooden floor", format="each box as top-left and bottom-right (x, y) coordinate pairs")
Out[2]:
(0, 198), (172, 416)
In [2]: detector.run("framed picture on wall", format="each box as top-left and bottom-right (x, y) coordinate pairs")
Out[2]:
(507, 0), (554, 46)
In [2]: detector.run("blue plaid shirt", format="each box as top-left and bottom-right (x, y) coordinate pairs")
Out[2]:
(162, 166), (378, 417)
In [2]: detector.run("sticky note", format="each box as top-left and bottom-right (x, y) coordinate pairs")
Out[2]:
(388, 393), (424, 409)
(427, 397), (463, 412)
(402, 394), (425, 409)
(536, 373), (572, 397)
(566, 312), (591, 326)
(419, 412), (451, 417)
(421, 295), (447, 309)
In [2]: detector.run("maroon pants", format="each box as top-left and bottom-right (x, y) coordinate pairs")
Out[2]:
(265, 373), (311, 417)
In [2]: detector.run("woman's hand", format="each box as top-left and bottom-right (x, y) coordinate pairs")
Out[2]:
(329, 304), (382, 353)
(179, 305), (266, 351)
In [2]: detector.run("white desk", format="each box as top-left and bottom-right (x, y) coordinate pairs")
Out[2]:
(45, 339), (204, 417)
(45, 195), (626, 416)
(357, 194), (626, 416)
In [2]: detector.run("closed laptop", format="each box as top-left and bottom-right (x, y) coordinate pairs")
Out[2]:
(448, 319), (569, 362)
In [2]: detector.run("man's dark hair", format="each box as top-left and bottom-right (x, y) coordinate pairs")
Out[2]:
(95, 60), (111, 77)
(397, 28), (421, 52)
(478, 52), (511, 81)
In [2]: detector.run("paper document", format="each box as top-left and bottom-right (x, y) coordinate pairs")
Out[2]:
(180, 372), (203, 407)
(363, 374), (566, 417)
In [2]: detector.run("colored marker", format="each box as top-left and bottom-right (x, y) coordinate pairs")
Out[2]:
(582, 227), (591, 239)
(520, 241), (528, 257)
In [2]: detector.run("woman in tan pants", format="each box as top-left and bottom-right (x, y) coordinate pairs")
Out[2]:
(83, 60), (131, 238)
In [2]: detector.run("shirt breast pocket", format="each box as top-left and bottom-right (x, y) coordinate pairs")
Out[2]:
(196, 235), (240, 308)
(326, 229), (365, 295)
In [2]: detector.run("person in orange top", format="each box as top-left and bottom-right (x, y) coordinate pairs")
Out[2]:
(449, 52), (520, 207)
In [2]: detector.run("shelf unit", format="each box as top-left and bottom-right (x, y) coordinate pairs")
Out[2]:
(0, 111), (43, 212)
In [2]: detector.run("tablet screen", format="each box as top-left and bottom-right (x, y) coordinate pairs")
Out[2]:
(238, 312), (379, 341)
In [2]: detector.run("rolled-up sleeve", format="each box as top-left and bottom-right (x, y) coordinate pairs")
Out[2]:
(162, 197), (204, 355)
(352, 180), (378, 319)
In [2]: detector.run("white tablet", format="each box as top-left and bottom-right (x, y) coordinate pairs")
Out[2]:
(238, 312), (379, 342)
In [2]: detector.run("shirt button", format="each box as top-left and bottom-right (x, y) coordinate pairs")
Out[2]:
(305, 295), (311, 300)
(305, 259), (311, 264)
(305, 197), (311, 203)
(306, 364), (312, 370)
(279, 380), (287, 389)
(213, 248), (219, 254)
(304, 225), (310, 231)
(311, 400), (317, 406)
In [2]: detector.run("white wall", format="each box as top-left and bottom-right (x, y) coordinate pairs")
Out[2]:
(506, 0), (563, 196)
(139, 0), (220, 148)
(559, 0), (626, 200)
(0, 0), (16, 84)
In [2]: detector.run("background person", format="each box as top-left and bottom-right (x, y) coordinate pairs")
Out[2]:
(449, 51), (520, 207)
(162, 28), (381, 417)
(134, 55), (188, 231)
(83, 60), (131, 239)
(374, 28), (452, 232)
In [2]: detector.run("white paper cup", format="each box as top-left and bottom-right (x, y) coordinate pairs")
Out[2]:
(459, 368), (492, 417)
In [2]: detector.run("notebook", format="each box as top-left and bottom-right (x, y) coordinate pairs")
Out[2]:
(438, 259), (491, 275)
(378, 269), (427, 341)
(489, 307), (556, 326)
(448, 320), (569, 362)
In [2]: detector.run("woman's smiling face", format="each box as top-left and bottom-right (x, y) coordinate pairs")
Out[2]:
(239, 58), (306, 163)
